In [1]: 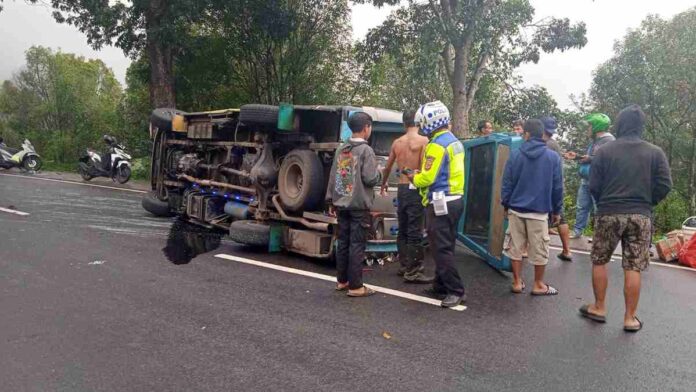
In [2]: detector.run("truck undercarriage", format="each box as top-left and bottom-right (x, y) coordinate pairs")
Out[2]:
(143, 104), (402, 260)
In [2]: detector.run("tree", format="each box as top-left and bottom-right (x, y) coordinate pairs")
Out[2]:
(0, 46), (122, 163)
(356, 0), (587, 137)
(217, 0), (354, 105)
(0, 0), (220, 108)
(590, 8), (696, 215)
(122, 0), (355, 111)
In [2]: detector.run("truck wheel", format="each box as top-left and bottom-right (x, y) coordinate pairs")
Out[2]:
(239, 104), (279, 127)
(151, 108), (186, 133)
(278, 149), (324, 212)
(228, 220), (270, 247)
(142, 192), (173, 217)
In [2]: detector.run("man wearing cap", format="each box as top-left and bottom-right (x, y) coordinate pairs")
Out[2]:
(564, 114), (615, 239)
(406, 101), (466, 308)
(541, 116), (573, 262)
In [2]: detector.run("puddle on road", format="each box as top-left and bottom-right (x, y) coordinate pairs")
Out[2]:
(162, 219), (222, 265)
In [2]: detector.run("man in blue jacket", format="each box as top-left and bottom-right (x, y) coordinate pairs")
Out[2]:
(502, 119), (564, 296)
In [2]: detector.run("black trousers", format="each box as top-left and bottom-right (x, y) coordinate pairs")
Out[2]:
(336, 209), (370, 290)
(397, 184), (425, 272)
(427, 199), (465, 296)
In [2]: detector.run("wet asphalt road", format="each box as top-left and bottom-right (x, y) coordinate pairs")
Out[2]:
(1, 173), (695, 392)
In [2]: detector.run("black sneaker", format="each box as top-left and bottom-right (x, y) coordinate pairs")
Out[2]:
(404, 273), (435, 284)
(441, 294), (466, 308)
(422, 287), (447, 300)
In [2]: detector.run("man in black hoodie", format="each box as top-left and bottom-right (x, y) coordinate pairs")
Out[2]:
(580, 105), (672, 332)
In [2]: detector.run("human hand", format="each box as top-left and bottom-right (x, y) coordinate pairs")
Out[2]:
(552, 214), (561, 226)
(380, 185), (388, 197)
(563, 151), (577, 160)
(328, 205), (336, 217)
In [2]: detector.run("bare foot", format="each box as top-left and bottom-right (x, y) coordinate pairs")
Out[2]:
(587, 303), (606, 317)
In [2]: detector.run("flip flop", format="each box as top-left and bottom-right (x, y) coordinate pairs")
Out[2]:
(579, 304), (606, 323)
(624, 316), (643, 332)
(557, 253), (573, 262)
(335, 283), (349, 291)
(511, 281), (526, 294)
(347, 287), (376, 297)
(531, 284), (559, 296)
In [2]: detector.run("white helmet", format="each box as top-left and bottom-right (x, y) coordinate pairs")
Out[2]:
(415, 100), (450, 136)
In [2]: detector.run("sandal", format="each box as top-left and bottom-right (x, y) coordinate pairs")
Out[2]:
(624, 316), (643, 332)
(579, 304), (606, 323)
(531, 284), (559, 296)
(557, 253), (573, 262)
(347, 286), (376, 297)
(511, 281), (526, 294)
(335, 282), (349, 291)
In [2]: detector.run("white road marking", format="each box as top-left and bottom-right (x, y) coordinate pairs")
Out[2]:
(0, 207), (30, 216)
(214, 253), (467, 311)
(550, 245), (696, 273)
(0, 173), (147, 194)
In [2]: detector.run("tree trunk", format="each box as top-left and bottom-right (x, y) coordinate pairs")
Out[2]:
(146, 37), (175, 109)
(450, 47), (469, 139)
(146, 2), (175, 109)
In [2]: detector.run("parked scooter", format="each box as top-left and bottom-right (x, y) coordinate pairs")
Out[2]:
(77, 135), (132, 184)
(0, 137), (42, 171)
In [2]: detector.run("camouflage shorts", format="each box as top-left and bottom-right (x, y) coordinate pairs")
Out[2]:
(591, 214), (652, 271)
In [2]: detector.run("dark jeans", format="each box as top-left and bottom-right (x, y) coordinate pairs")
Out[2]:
(397, 184), (424, 273)
(336, 209), (370, 290)
(427, 199), (465, 296)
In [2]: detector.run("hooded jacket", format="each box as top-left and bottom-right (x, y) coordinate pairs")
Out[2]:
(502, 138), (563, 214)
(589, 105), (672, 217)
(326, 138), (382, 210)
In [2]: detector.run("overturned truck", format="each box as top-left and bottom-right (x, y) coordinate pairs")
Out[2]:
(142, 104), (402, 259)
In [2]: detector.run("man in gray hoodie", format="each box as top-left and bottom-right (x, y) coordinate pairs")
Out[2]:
(326, 112), (382, 297)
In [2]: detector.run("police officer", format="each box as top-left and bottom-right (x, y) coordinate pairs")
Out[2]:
(407, 101), (466, 308)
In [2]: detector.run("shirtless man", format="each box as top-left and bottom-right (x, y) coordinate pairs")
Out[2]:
(380, 110), (432, 283)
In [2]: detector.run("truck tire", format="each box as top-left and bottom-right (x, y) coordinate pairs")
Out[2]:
(151, 108), (186, 133)
(278, 149), (325, 212)
(142, 192), (173, 217)
(239, 104), (279, 127)
(228, 220), (270, 247)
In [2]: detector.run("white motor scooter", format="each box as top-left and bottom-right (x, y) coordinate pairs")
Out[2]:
(0, 138), (42, 172)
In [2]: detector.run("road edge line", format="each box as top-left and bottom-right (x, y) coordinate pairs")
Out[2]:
(549, 245), (696, 273)
(0, 206), (30, 216)
(214, 253), (466, 311)
(0, 173), (147, 194)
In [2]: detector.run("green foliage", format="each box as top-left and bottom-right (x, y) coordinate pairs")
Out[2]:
(119, 0), (354, 111)
(0, 46), (123, 164)
(589, 8), (696, 231)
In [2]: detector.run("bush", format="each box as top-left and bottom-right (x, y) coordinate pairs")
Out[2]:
(653, 192), (688, 237)
(130, 157), (150, 180)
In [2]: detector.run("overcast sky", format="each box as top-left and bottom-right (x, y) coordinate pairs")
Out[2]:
(1, 0), (693, 109)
